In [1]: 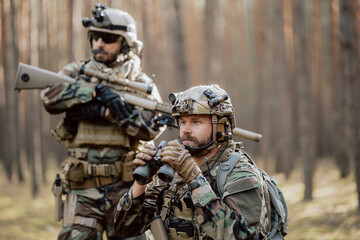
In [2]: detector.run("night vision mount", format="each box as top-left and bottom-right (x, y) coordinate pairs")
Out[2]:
(82, 4), (109, 27)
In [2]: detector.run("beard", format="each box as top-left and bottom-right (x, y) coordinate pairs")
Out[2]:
(180, 133), (215, 157)
(92, 49), (118, 65)
(180, 133), (211, 149)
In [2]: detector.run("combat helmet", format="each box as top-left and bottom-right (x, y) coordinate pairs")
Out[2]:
(82, 4), (143, 54)
(169, 84), (236, 155)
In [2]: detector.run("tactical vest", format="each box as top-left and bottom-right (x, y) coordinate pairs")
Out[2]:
(160, 175), (204, 240)
(51, 56), (159, 190)
(61, 147), (135, 189)
(65, 121), (130, 148)
(159, 151), (269, 240)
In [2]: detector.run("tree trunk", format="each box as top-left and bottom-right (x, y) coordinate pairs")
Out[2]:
(0, 0), (8, 174)
(273, 1), (294, 177)
(172, 0), (189, 89)
(332, 0), (350, 178)
(2, 0), (21, 182)
(38, 0), (47, 183)
(203, 0), (220, 84)
(29, 0), (40, 196)
(294, 0), (315, 201)
(67, 0), (74, 63)
(279, 0), (297, 178)
(310, 1), (322, 162)
(339, 0), (360, 213)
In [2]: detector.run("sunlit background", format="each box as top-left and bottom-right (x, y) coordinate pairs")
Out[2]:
(0, 0), (359, 239)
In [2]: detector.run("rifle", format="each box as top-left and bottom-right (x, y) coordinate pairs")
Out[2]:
(15, 62), (262, 141)
(15, 62), (176, 127)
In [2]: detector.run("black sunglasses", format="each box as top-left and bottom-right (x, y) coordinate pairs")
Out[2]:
(90, 31), (120, 44)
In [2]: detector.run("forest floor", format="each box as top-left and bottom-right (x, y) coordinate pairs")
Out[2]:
(0, 160), (359, 240)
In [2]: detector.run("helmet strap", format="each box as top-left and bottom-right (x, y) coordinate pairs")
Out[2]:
(185, 140), (216, 158)
(212, 115), (218, 144)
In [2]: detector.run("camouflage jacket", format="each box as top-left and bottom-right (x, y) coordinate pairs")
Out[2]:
(40, 55), (163, 149)
(114, 141), (269, 239)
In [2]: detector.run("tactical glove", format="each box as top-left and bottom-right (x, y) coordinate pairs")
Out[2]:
(132, 144), (160, 184)
(65, 101), (106, 121)
(160, 140), (202, 183)
(132, 143), (157, 169)
(95, 83), (133, 122)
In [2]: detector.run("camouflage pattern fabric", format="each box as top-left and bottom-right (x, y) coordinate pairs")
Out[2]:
(41, 56), (162, 143)
(114, 141), (269, 239)
(41, 56), (163, 146)
(41, 55), (162, 240)
(58, 181), (146, 240)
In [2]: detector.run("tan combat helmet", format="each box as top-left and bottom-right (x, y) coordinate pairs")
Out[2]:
(82, 3), (143, 54)
(170, 84), (236, 147)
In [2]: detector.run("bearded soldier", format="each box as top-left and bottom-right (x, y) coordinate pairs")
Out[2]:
(114, 84), (274, 239)
(41, 4), (163, 240)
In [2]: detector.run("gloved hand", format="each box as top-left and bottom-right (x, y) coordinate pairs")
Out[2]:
(160, 140), (202, 183)
(132, 143), (157, 169)
(65, 101), (106, 121)
(95, 83), (133, 122)
(133, 143), (160, 184)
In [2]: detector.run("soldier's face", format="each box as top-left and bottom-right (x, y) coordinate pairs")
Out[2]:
(179, 115), (212, 148)
(91, 32), (121, 64)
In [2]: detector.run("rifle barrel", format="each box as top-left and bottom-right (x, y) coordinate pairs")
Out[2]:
(233, 127), (262, 142)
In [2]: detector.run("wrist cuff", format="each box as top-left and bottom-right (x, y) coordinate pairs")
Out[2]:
(188, 175), (206, 192)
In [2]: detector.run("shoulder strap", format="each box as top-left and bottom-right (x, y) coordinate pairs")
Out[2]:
(78, 59), (92, 82)
(216, 151), (241, 196)
(259, 169), (288, 239)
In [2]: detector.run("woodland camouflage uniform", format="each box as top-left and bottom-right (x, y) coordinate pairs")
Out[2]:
(114, 85), (270, 240)
(41, 4), (162, 240)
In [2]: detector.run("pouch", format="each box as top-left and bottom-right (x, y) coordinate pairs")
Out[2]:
(61, 157), (88, 183)
(51, 119), (74, 141)
(225, 177), (262, 225)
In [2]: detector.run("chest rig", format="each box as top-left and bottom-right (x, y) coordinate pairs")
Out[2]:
(158, 149), (269, 240)
(159, 175), (205, 240)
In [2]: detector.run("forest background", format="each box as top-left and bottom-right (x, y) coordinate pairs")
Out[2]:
(0, 0), (360, 239)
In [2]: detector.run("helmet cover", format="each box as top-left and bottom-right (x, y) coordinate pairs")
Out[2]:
(83, 4), (142, 50)
(170, 84), (236, 145)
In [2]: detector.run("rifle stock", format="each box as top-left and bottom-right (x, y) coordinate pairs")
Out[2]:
(14, 62), (172, 115)
(14, 62), (262, 141)
(15, 62), (75, 90)
(149, 217), (170, 240)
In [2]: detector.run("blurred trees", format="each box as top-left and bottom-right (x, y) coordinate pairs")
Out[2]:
(0, 0), (359, 210)
(339, 0), (360, 212)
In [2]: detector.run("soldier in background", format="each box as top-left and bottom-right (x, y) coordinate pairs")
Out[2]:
(114, 84), (273, 239)
(41, 4), (163, 240)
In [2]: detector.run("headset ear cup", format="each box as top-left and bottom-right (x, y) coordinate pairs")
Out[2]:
(119, 38), (129, 55)
(215, 117), (232, 143)
(88, 32), (93, 48)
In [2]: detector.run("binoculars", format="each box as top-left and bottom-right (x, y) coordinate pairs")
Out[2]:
(133, 140), (176, 184)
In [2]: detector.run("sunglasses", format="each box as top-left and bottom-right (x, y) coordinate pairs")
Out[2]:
(90, 31), (120, 44)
